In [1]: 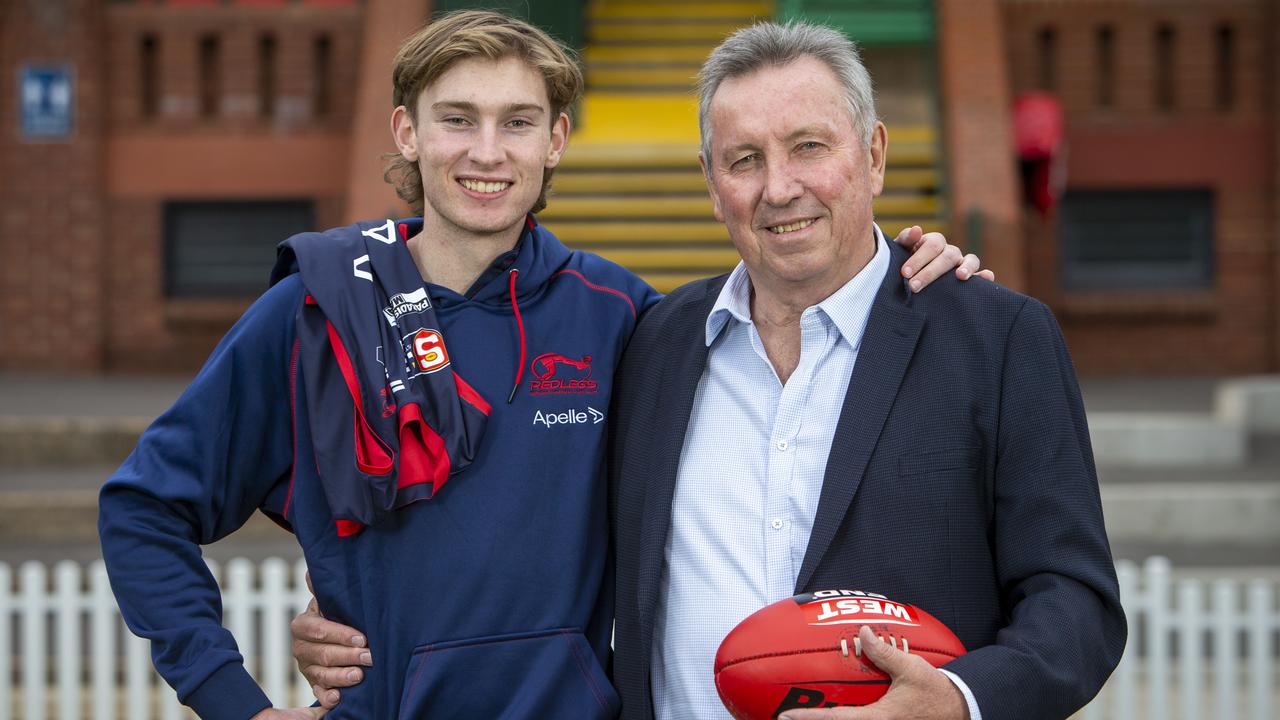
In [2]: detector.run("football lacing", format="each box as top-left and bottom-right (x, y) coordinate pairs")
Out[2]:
(845, 633), (912, 657)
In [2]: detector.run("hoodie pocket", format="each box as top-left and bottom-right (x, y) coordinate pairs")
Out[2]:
(397, 627), (619, 720)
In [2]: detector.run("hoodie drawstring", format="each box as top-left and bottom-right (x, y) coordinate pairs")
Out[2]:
(508, 268), (526, 403)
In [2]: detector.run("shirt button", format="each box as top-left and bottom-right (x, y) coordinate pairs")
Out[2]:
(771, 519), (783, 530)
(776, 440), (788, 451)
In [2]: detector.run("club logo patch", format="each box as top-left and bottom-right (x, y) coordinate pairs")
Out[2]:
(403, 328), (450, 376)
(529, 352), (598, 395)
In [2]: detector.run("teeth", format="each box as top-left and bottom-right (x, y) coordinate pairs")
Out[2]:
(460, 179), (511, 193)
(768, 218), (815, 234)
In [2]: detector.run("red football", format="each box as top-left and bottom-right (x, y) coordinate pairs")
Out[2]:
(714, 590), (966, 719)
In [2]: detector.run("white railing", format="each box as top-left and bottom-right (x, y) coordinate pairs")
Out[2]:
(1080, 557), (1279, 720)
(0, 557), (1277, 719)
(0, 558), (314, 720)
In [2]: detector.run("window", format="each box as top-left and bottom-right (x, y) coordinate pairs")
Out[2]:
(1215, 24), (1235, 111)
(313, 34), (332, 118)
(1060, 190), (1213, 291)
(198, 34), (221, 118)
(1155, 24), (1176, 111)
(1095, 25), (1114, 108)
(1037, 26), (1057, 91)
(259, 33), (277, 118)
(164, 200), (314, 297)
(140, 34), (159, 118)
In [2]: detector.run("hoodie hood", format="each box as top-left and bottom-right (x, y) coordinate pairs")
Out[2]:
(384, 215), (575, 311)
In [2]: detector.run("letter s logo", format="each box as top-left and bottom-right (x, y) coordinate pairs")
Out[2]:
(412, 329), (450, 373)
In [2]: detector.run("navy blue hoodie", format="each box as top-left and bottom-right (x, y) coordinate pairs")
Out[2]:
(99, 219), (660, 719)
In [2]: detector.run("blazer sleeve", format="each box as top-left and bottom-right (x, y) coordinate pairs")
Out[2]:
(98, 275), (303, 720)
(942, 297), (1127, 720)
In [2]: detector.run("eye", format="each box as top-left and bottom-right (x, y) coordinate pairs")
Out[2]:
(798, 141), (824, 152)
(442, 116), (470, 127)
(507, 118), (532, 129)
(731, 153), (760, 169)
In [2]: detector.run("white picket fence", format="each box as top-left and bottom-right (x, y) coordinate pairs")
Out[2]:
(0, 558), (313, 720)
(1080, 557), (1279, 720)
(0, 556), (1277, 719)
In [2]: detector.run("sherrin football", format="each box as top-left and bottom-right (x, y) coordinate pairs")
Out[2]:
(714, 589), (966, 719)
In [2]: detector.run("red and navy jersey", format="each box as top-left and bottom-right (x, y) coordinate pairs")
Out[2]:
(99, 218), (661, 719)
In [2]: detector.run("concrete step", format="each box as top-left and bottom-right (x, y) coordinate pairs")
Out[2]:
(1086, 378), (1280, 467)
(1218, 376), (1280, 433)
(1100, 479), (1280, 547)
(0, 417), (147, 469)
(1088, 412), (1247, 467)
(5, 383), (1275, 474)
(0, 467), (292, 548)
(4, 469), (1270, 569)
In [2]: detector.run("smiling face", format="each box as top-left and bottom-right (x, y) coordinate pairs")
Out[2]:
(392, 54), (569, 243)
(701, 55), (887, 304)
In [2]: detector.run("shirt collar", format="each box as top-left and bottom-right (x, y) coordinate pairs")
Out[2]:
(705, 224), (890, 348)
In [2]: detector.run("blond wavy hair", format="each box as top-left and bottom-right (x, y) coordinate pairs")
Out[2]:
(384, 10), (584, 215)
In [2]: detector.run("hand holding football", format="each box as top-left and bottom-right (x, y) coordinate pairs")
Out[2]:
(714, 590), (966, 720)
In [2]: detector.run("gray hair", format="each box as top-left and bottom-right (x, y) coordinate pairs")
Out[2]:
(697, 21), (877, 163)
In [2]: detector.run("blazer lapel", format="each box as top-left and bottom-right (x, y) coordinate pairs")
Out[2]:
(636, 279), (726, 636)
(795, 249), (924, 592)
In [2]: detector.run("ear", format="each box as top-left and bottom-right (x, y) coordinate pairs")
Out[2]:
(545, 111), (571, 169)
(699, 151), (725, 223)
(391, 105), (418, 161)
(868, 121), (887, 197)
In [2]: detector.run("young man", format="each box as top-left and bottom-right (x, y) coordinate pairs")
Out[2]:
(99, 11), (983, 719)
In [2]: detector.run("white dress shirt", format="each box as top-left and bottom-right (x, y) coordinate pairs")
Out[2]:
(650, 226), (981, 720)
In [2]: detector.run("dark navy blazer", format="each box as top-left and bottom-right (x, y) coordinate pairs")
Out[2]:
(609, 241), (1126, 720)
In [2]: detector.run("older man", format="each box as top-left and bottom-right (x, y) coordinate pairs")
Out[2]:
(608, 22), (1125, 720)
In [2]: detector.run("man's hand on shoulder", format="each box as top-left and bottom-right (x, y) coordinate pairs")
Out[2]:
(892, 226), (995, 292)
(779, 626), (969, 720)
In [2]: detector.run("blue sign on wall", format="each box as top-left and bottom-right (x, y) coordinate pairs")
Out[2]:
(19, 65), (74, 140)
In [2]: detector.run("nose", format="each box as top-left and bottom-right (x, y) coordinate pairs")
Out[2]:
(761, 158), (802, 207)
(468, 123), (504, 166)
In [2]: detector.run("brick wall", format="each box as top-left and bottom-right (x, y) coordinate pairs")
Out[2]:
(101, 3), (362, 372)
(1, 1), (366, 373)
(1273, 0), (1280, 372)
(937, 0), (1024, 291)
(344, 0), (428, 223)
(0, 0), (109, 372)
(1004, 0), (1277, 374)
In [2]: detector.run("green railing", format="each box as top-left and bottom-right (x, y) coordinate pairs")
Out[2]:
(431, 0), (587, 49)
(778, 0), (934, 45)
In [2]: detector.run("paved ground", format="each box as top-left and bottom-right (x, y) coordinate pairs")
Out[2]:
(0, 374), (188, 418)
(0, 372), (1232, 417)
(2, 372), (1277, 571)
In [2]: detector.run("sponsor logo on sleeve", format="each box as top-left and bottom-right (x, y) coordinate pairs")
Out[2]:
(382, 287), (432, 326)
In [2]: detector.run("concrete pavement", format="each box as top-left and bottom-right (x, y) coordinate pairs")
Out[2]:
(2, 372), (1278, 570)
